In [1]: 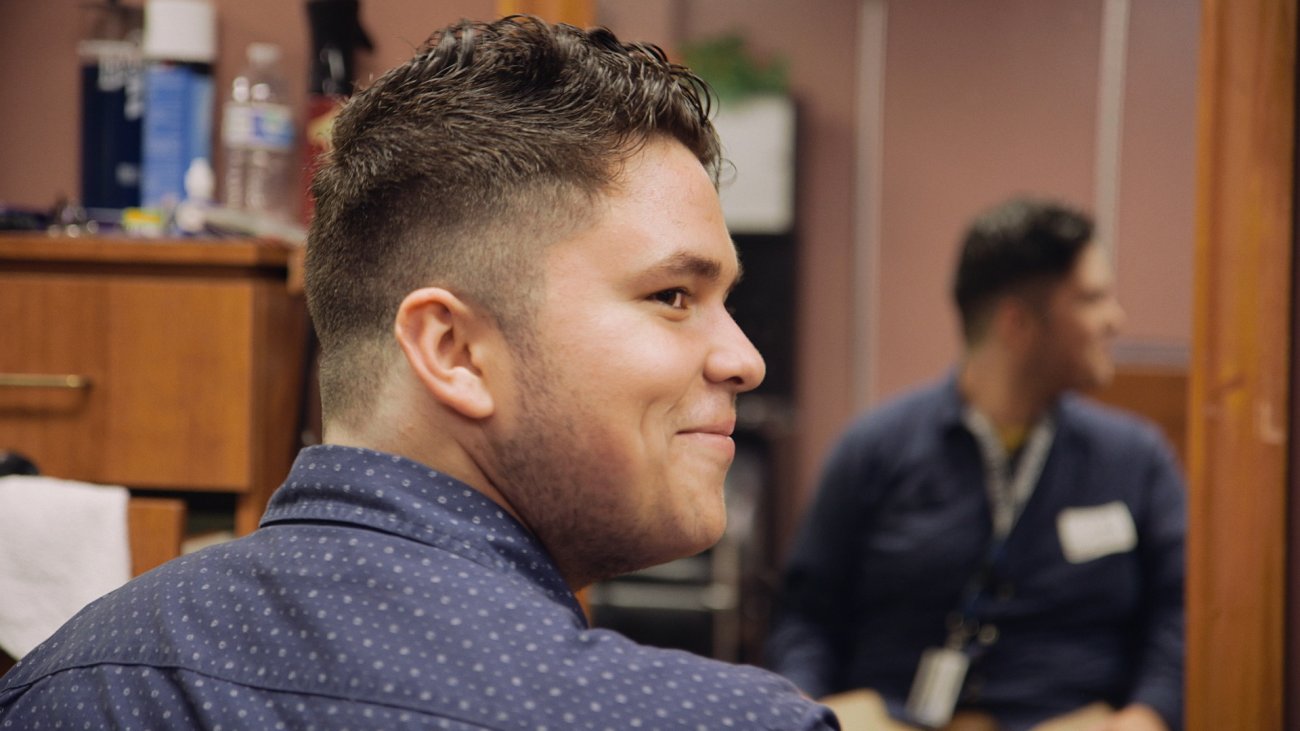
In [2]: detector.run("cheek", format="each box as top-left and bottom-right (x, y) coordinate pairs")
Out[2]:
(564, 314), (691, 379)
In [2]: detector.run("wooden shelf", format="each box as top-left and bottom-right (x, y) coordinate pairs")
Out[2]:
(0, 233), (309, 534)
(0, 233), (296, 266)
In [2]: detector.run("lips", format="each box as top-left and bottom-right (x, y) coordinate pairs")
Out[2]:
(677, 417), (738, 463)
(678, 417), (736, 438)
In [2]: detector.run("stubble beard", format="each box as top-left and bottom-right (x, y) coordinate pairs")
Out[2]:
(488, 352), (660, 590)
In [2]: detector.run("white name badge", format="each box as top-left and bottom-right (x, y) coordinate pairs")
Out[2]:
(905, 646), (969, 728)
(1057, 501), (1137, 563)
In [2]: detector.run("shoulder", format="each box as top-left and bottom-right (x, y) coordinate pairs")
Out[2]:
(571, 629), (834, 729)
(1055, 393), (1187, 502)
(838, 378), (954, 449)
(802, 379), (960, 510)
(1057, 393), (1174, 459)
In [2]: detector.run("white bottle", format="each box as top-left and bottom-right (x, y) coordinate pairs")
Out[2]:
(175, 157), (214, 234)
(222, 42), (295, 222)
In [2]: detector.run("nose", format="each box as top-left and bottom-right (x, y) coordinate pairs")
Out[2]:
(705, 312), (766, 393)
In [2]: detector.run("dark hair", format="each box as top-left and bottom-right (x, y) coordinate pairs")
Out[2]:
(952, 197), (1094, 344)
(305, 15), (720, 422)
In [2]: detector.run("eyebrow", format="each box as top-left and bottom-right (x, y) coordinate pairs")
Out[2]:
(646, 247), (745, 292)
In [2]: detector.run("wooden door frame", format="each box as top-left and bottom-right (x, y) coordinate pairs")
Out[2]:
(495, 0), (594, 25)
(1188, 0), (1296, 728)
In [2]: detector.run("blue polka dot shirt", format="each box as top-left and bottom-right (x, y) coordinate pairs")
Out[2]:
(0, 445), (837, 730)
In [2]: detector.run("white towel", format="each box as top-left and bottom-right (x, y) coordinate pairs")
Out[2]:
(0, 475), (131, 659)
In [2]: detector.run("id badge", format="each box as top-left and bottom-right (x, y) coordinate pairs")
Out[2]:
(905, 646), (970, 728)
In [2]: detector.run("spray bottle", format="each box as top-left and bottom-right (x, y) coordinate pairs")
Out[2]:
(301, 0), (371, 223)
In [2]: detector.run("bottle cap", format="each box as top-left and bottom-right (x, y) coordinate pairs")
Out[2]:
(183, 158), (215, 202)
(143, 0), (216, 63)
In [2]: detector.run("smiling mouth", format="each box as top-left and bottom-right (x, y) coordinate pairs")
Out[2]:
(678, 430), (736, 458)
(676, 424), (738, 434)
(679, 417), (736, 439)
(677, 419), (738, 462)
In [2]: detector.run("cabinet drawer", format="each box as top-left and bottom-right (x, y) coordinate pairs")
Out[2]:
(0, 272), (255, 490)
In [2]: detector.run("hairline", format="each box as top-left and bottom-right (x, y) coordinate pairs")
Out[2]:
(960, 242), (1094, 348)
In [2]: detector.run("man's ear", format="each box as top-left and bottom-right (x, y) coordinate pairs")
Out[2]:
(394, 287), (497, 420)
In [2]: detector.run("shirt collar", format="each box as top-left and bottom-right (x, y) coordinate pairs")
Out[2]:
(938, 370), (969, 429)
(260, 444), (584, 621)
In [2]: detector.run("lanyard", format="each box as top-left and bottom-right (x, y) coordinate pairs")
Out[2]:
(946, 409), (1056, 651)
(962, 408), (1055, 541)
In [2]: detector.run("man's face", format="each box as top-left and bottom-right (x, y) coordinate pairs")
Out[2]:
(485, 138), (765, 587)
(1032, 244), (1125, 393)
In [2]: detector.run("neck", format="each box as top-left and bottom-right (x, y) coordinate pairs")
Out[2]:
(958, 346), (1055, 430)
(322, 396), (529, 531)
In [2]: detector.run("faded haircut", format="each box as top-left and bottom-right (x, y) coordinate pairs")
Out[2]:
(952, 196), (1094, 346)
(305, 15), (721, 423)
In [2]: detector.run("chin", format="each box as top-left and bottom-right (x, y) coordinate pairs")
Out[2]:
(1091, 366), (1116, 390)
(685, 517), (728, 555)
(656, 504), (728, 563)
(568, 504), (727, 587)
(1070, 361), (1114, 392)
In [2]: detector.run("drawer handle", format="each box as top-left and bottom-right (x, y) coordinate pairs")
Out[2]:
(0, 374), (93, 389)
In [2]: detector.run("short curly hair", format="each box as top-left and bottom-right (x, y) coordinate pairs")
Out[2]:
(952, 197), (1094, 345)
(305, 15), (721, 422)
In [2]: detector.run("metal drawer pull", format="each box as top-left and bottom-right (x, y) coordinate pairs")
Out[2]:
(0, 374), (93, 389)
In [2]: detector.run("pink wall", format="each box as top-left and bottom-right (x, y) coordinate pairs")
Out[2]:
(876, 1), (1103, 400)
(1115, 0), (1198, 347)
(0, 2), (83, 209)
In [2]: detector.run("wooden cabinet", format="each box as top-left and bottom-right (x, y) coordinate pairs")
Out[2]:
(0, 234), (309, 534)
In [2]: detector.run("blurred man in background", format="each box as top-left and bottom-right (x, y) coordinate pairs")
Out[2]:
(769, 197), (1183, 731)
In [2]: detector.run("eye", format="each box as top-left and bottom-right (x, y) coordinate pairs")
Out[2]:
(650, 288), (689, 310)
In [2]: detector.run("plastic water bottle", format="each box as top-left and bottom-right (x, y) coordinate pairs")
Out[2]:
(222, 42), (295, 222)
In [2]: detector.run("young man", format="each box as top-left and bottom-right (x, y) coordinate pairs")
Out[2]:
(768, 198), (1184, 731)
(0, 17), (837, 730)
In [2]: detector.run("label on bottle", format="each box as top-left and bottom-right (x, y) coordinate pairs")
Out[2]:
(223, 102), (294, 151)
(142, 63), (214, 210)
